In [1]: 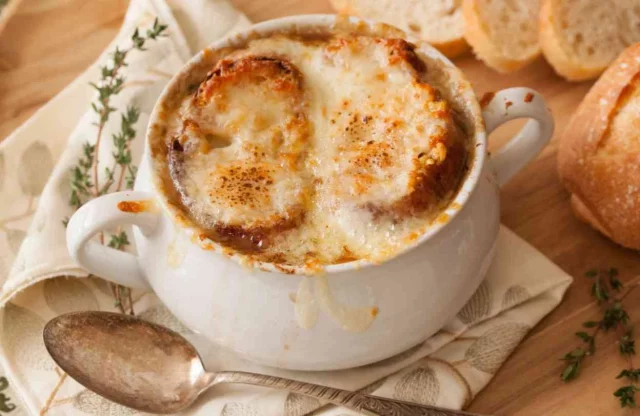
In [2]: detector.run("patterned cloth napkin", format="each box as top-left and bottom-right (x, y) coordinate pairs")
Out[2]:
(0, 0), (572, 415)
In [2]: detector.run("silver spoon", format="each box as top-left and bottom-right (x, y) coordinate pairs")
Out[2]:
(43, 311), (486, 416)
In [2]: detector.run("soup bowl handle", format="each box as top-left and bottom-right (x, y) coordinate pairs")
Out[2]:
(482, 87), (554, 186)
(66, 191), (159, 290)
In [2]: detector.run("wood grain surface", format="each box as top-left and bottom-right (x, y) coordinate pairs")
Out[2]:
(1, 1), (639, 415)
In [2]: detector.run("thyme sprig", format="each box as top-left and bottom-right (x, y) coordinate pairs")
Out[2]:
(99, 106), (140, 195)
(69, 143), (95, 211)
(70, 19), (167, 209)
(45, 18), (168, 416)
(615, 323), (640, 407)
(561, 268), (640, 408)
(64, 19), (167, 313)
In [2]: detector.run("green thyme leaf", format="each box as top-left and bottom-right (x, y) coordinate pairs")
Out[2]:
(107, 231), (130, 250)
(576, 331), (592, 342)
(585, 269), (598, 278)
(620, 330), (636, 356)
(614, 385), (640, 408)
(562, 362), (580, 381)
(617, 369), (640, 382)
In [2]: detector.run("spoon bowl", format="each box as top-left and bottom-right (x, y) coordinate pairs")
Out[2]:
(43, 311), (206, 413)
(44, 311), (487, 416)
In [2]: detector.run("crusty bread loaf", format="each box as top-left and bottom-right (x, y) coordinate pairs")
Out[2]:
(463, 0), (541, 73)
(329, 0), (468, 58)
(540, 0), (640, 81)
(558, 43), (640, 249)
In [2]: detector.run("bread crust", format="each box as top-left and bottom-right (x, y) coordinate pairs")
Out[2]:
(539, 0), (606, 81)
(463, 0), (541, 73)
(329, 0), (468, 59)
(433, 37), (469, 59)
(558, 43), (640, 249)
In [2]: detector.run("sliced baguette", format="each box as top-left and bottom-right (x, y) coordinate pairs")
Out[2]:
(329, 0), (468, 58)
(463, 0), (541, 73)
(558, 43), (640, 249)
(540, 0), (640, 81)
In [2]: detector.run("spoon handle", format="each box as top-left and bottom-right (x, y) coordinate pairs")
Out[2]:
(210, 371), (485, 416)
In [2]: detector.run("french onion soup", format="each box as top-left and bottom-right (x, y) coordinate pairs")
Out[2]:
(149, 23), (475, 271)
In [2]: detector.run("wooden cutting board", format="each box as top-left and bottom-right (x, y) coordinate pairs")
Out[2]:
(1, 0), (639, 414)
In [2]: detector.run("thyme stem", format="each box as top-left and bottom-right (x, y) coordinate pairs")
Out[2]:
(562, 269), (640, 408)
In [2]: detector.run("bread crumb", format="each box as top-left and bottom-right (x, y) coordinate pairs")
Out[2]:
(524, 93), (534, 103)
(505, 100), (513, 109)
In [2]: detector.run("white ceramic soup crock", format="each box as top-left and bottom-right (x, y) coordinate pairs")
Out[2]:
(66, 15), (554, 371)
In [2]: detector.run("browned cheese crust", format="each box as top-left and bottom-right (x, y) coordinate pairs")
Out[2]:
(149, 24), (475, 268)
(169, 56), (310, 253)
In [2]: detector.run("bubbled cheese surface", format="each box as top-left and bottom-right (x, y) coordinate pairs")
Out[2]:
(164, 34), (469, 267)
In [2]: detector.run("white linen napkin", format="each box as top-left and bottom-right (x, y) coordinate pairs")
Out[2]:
(0, 1), (572, 415)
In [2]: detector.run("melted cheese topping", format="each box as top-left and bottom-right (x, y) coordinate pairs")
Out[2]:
(165, 34), (468, 267)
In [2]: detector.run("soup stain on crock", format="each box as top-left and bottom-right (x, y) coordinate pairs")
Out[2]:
(167, 224), (188, 269)
(314, 275), (378, 332)
(290, 276), (379, 332)
(291, 277), (318, 329)
(116, 199), (155, 213)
